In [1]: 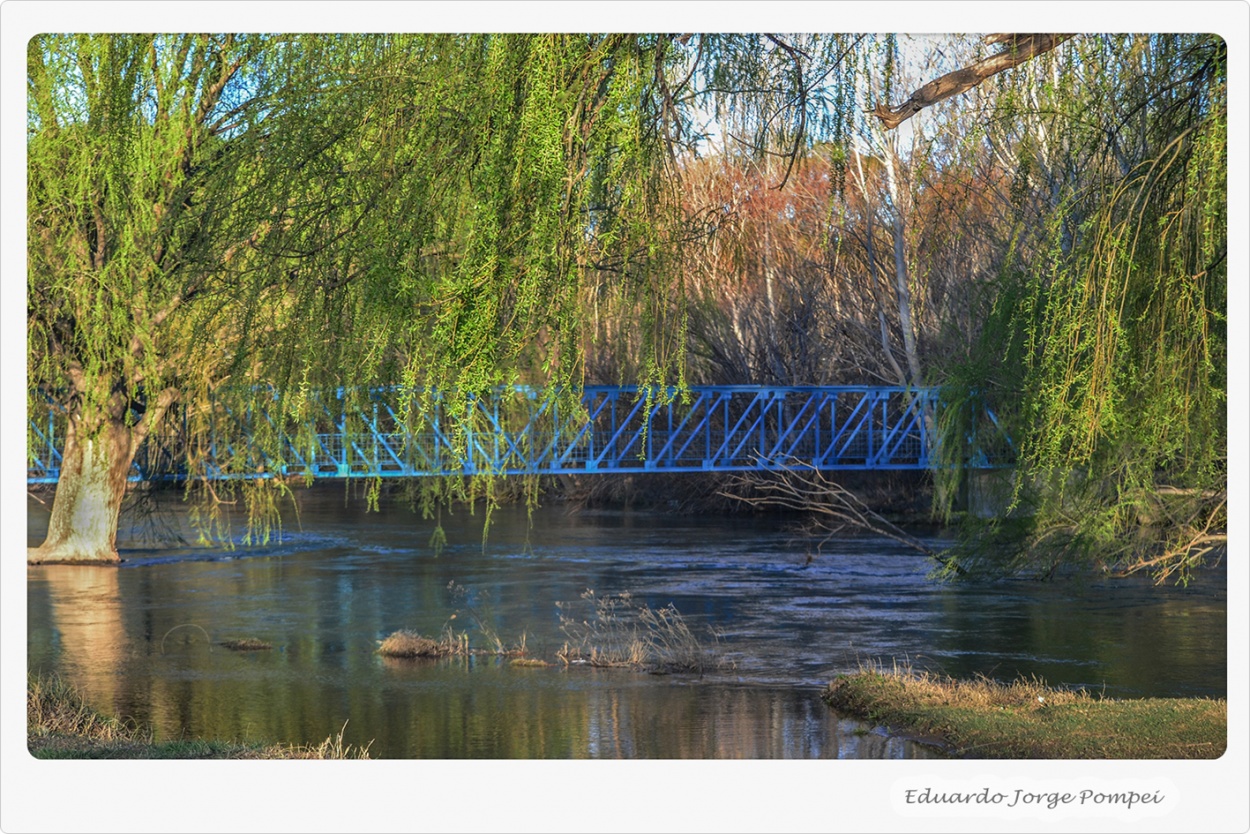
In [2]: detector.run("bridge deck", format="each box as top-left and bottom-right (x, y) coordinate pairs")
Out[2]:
(27, 386), (1011, 484)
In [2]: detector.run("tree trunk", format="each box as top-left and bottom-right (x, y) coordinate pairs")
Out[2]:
(761, 224), (784, 381)
(883, 138), (923, 385)
(850, 150), (907, 386)
(28, 413), (137, 564)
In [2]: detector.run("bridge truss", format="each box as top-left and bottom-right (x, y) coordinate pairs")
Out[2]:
(27, 386), (1012, 484)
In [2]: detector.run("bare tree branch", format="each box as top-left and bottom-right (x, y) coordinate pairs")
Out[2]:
(873, 34), (1075, 130)
(721, 463), (966, 574)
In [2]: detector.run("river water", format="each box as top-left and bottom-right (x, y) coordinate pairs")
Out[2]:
(26, 488), (1226, 759)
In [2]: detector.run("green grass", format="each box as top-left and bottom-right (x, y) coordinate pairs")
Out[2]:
(824, 665), (1226, 759)
(28, 674), (371, 759)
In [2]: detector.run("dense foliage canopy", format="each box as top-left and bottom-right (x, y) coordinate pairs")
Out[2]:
(27, 33), (862, 554)
(28, 33), (1226, 580)
(931, 34), (1227, 582)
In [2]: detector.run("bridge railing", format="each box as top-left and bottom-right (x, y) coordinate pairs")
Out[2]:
(27, 385), (1012, 483)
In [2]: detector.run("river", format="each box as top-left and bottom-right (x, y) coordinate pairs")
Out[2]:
(26, 487), (1226, 759)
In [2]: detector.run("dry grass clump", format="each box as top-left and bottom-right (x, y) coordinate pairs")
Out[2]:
(556, 643), (649, 668)
(28, 674), (143, 744)
(220, 638), (272, 651)
(272, 723), (372, 759)
(28, 674), (371, 759)
(377, 628), (469, 658)
(824, 661), (1227, 759)
(557, 590), (725, 674)
(378, 583), (535, 661)
(842, 660), (1094, 710)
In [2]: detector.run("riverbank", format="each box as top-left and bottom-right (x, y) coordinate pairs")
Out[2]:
(823, 668), (1227, 759)
(27, 499), (1226, 757)
(27, 675), (372, 759)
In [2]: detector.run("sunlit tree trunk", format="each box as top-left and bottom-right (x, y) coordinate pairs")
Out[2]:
(882, 137), (923, 385)
(761, 224), (784, 381)
(29, 389), (174, 564)
(849, 149), (907, 386)
(29, 418), (131, 564)
(871, 34), (1073, 130)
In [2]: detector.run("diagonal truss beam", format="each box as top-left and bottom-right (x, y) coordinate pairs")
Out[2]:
(27, 386), (1012, 483)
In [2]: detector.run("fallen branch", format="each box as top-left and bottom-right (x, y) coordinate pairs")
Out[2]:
(1113, 493), (1227, 582)
(721, 463), (965, 574)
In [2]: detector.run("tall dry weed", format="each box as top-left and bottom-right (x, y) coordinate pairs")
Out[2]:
(557, 590), (725, 673)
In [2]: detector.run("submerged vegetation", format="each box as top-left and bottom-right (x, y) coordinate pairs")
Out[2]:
(824, 665), (1227, 759)
(27, 674), (371, 759)
(219, 637), (272, 651)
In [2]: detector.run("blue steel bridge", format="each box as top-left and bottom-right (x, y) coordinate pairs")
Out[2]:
(27, 385), (1011, 485)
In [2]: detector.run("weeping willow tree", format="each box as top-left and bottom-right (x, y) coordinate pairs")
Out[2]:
(28, 32), (866, 563)
(26, 34), (267, 562)
(932, 34), (1227, 583)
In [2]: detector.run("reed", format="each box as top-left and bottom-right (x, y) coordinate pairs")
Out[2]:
(279, 722), (373, 759)
(556, 590), (725, 673)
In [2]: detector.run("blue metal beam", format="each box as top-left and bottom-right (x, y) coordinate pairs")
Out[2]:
(26, 386), (1012, 484)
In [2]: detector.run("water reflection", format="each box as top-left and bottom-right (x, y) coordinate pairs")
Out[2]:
(34, 566), (129, 714)
(27, 492), (1224, 759)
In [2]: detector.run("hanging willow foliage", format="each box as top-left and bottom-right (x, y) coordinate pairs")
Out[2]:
(241, 35), (694, 529)
(28, 33), (866, 557)
(934, 34), (1226, 583)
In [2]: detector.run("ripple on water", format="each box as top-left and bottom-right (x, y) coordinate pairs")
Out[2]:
(26, 498), (1225, 758)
